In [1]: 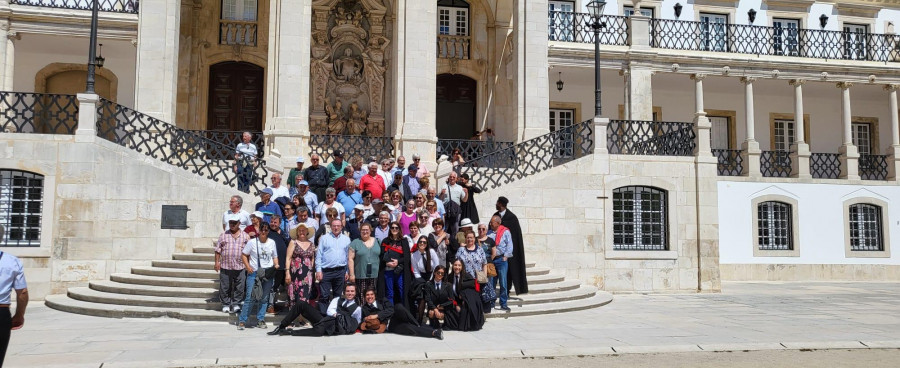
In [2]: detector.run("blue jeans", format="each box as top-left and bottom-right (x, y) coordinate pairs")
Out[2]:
(239, 271), (273, 324)
(384, 269), (404, 306)
(491, 259), (509, 308)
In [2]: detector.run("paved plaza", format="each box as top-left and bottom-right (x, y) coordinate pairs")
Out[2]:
(7, 282), (900, 367)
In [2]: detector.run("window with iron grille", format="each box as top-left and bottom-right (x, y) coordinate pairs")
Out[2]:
(0, 170), (44, 247)
(849, 203), (883, 251)
(613, 186), (668, 251)
(757, 201), (793, 250)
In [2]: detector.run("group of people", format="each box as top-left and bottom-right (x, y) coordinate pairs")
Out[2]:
(217, 145), (528, 338)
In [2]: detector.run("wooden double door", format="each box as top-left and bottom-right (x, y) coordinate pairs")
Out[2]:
(436, 74), (477, 139)
(207, 61), (264, 133)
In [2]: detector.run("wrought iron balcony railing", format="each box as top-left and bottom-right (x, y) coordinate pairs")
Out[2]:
(220, 20), (258, 46)
(308, 134), (395, 163)
(437, 35), (471, 60)
(712, 149), (744, 176)
(607, 120), (696, 156)
(761, 151), (792, 177)
(96, 99), (268, 193)
(10, 0), (139, 14)
(860, 154), (889, 181)
(456, 119), (594, 190)
(184, 130), (265, 160)
(651, 18), (900, 62)
(810, 153), (841, 179)
(0, 92), (79, 135)
(436, 139), (513, 164)
(548, 11), (629, 46)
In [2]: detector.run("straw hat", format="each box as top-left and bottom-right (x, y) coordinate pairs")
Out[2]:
(290, 223), (315, 240)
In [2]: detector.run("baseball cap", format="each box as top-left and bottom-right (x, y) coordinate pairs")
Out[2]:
(260, 188), (274, 196)
(333, 150), (344, 157)
(297, 180), (309, 186)
(297, 157), (305, 163)
(354, 204), (365, 211)
(251, 211), (264, 219)
(226, 214), (242, 223)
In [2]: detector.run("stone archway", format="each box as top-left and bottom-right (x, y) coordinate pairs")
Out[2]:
(35, 62), (118, 101)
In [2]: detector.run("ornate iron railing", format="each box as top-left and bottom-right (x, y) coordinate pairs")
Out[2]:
(436, 139), (514, 165)
(220, 20), (258, 46)
(436, 35), (470, 59)
(712, 149), (744, 176)
(810, 153), (841, 179)
(761, 151), (792, 178)
(96, 99), (268, 193)
(10, 0), (139, 13)
(859, 154), (889, 181)
(184, 130), (265, 160)
(308, 135), (394, 163)
(0, 92), (79, 135)
(651, 19), (900, 62)
(607, 120), (696, 156)
(548, 11), (629, 46)
(456, 119), (594, 190)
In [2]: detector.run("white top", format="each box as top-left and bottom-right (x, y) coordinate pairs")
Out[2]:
(242, 238), (277, 272)
(445, 184), (465, 205)
(361, 204), (375, 219)
(411, 248), (440, 279)
(302, 217), (320, 231)
(378, 169), (394, 190)
(236, 142), (257, 158)
(223, 209), (252, 230)
(315, 201), (346, 225)
(0, 252), (27, 304)
(269, 185), (290, 200)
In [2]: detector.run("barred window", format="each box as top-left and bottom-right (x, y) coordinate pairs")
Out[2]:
(613, 186), (668, 251)
(0, 170), (44, 247)
(849, 203), (883, 251)
(757, 201), (793, 250)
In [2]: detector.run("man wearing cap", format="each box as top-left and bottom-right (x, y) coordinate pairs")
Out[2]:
(287, 157), (306, 192)
(346, 204), (367, 240)
(223, 195), (252, 231)
(402, 165), (421, 200)
(336, 179), (363, 218)
(327, 150), (349, 186)
(293, 180), (318, 212)
(304, 154), (329, 201)
(254, 188), (283, 224)
(216, 215), (250, 313)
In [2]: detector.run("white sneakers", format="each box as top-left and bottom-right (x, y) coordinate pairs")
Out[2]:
(222, 306), (229, 313)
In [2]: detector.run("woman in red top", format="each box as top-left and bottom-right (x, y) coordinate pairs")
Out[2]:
(244, 211), (263, 239)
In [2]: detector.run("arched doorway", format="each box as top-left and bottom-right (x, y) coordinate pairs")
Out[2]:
(436, 74), (476, 139)
(207, 61), (264, 133)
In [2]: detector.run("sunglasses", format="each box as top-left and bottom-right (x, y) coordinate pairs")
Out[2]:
(390, 226), (400, 230)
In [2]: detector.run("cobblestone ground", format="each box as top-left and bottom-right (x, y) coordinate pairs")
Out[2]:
(8, 282), (900, 367)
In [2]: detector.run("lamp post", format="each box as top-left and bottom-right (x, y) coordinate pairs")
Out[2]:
(85, 0), (100, 93)
(586, 0), (606, 118)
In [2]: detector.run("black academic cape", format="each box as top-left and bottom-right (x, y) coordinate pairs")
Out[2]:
(494, 209), (528, 294)
(460, 183), (482, 224)
(443, 271), (484, 332)
(377, 237), (414, 307)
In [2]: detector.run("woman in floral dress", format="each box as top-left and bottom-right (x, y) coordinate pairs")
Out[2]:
(286, 223), (315, 309)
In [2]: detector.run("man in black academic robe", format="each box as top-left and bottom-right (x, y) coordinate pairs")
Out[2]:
(493, 196), (528, 294)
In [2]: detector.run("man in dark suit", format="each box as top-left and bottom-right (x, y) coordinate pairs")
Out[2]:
(359, 289), (443, 339)
(493, 196), (528, 294)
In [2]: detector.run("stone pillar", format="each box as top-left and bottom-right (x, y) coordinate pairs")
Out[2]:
(627, 15), (651, 49)
(75, 93), (99, 141)
(0, 5), (9, 91)
(789, 79), (811, 179)
(627, 66), (653, 121)
(265, 0), (312, 163)
(133, 0), (181, 124)
(740, 77), (761, 177)
(514, 0), (550, 140)
(593, 117), (609, 155)
(392, 0), (437, 164)
(692, 74), (712, 158)
(837, 82), (860, 180)
(885, 84), (900, 180)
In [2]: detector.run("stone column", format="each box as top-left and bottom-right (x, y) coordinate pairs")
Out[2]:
(514, 0), (550, 140)
(692, 74), (712, 158)
(627, 15), (651, 49)
(264, 0), (312, 163)
(4, 30), (16, 90)
(75, 93), (99, 141)
(627, 66), (653, 121)
(0, 5), (9, 91)
(133, 0), (181, 124)
(885, 84), (900, 180)
(789, 79), (811, 179)
(392, 0), (438, 164)
(740, 77), (761, 177)
(837, 82), (860, 180)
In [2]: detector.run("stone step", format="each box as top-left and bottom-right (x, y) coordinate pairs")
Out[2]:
(68, 287), (220, 310)
(153, 260), (216, 270)
(111, 273), (218, 288)
(526, 266), (550, 276)
(90, 280), (217, 299)
(524, 273), (565, 285)
(510, 286), (597, 305)
(45, 295), (280, 322)
(486, 292), (613, 319)
(172, 253), (215, 262)
(501, 279), (581, 295)
(193, 246), (216, 254)
(131, 266), (219, 280)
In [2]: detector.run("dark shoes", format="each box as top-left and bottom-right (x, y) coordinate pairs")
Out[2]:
(500, 306), (511, 312)
(267, 326), (287, 336)
(433, 329), (444, 340)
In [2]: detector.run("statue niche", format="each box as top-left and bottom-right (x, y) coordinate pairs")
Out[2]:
(309, 0), (389, 137)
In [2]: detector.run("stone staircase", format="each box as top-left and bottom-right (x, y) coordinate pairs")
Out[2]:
(46, 245), (612, 321)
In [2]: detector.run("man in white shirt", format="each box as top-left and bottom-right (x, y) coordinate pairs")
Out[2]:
(296, 206), (319, 231)
(377, 159), (395, 189)
(0, 231), (28, 367)
(222, 195), (252, 231)
(267, 173), (291, 202)
(237, 224), (280, 330)
(268, 284), (361, 336)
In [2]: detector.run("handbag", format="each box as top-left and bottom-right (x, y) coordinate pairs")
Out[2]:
(486, 263), (497, 277)
(476, 270), (488, 284)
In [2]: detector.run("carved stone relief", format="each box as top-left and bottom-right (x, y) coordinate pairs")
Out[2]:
(310, 0), (389, 137)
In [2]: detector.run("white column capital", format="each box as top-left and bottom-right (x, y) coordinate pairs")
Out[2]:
(789, 79), (805, 87)
(740, 76), (757, 84)
(884, 84), (900, 92)
(837, 81), (854, 89)
(690, 73), (707, 81)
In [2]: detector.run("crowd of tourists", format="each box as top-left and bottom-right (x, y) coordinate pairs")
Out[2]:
(218, 132), (528, 338)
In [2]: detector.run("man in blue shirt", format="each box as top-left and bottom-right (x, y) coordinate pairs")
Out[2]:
(336, 179), (363, 215)
(0, 244), (29, 367)
(292, 180), (319, 211)
(315, 219), (351, 314)
(254, 188), (283, 224)
(488, 215), (514, 312)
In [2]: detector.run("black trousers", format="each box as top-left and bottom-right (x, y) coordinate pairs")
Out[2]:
(277, 301), (332, 337)
(0, 307), (10, 368)
(388, 304), (435, 338)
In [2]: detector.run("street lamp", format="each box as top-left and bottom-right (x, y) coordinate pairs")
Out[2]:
(85, 0), (100, 93)
(586, 0), (607, 118)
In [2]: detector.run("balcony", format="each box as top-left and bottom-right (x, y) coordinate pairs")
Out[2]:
(437, 35), (470, 59)
(10, 0), (139, 14)
(548, 11), (628, 46)
(219, 20), (258, 47)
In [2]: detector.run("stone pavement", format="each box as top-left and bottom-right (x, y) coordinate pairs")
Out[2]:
(8, 282), (900, 368)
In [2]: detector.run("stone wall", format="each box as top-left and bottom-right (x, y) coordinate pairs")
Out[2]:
(0, 133), (254, 299)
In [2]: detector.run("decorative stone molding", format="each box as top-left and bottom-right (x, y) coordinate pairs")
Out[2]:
(884, 84), (900, 92)
(837, 81), (854, 89)
(740, 76), (756, 84)
(789, 79), (805, 87)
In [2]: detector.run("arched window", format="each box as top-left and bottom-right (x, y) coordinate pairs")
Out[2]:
(437, 0), (469, 36)
(0, 170), (44, 247)
(848, 203), (884, 251)
(222, 0), (258, 21)
(612, 186), (667, 251)
(757, 201), (793, 250)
